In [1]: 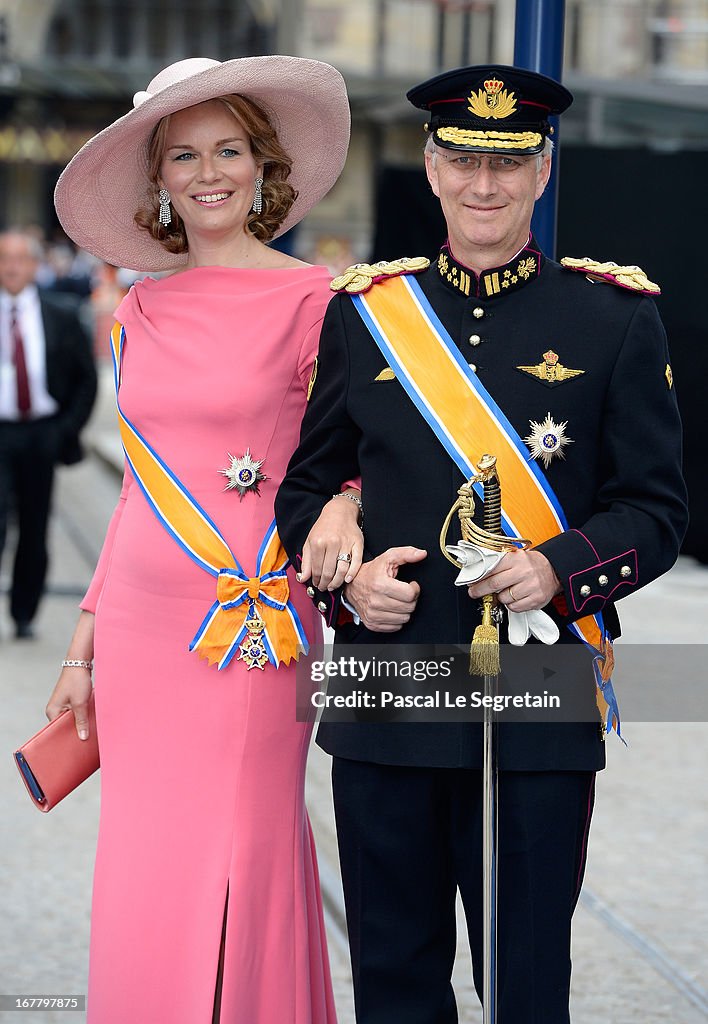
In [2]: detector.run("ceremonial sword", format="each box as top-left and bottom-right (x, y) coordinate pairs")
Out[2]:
(441, 453), (528, 1024)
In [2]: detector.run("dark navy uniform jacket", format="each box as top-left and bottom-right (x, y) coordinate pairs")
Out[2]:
(275, 239), (688, 772)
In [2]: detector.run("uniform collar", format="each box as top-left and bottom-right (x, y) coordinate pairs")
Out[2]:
(435, 236), (544, 299)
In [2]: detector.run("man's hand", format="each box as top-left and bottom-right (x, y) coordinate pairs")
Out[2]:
(466, 548), (561, 612)
(344, 547), (427, 632)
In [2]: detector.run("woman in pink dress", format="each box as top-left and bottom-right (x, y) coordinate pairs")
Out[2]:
(46, 56), (362, 1024)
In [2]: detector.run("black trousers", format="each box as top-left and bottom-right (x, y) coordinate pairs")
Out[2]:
(331, 757), (595, 1024)
(0, 418), (59, 625)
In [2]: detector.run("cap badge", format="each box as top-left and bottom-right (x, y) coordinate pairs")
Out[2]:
(468, 79), (517, 120)
(517, 350), (585, 387)
(220, 449), (268, 499)
(524, 413), (573, 469)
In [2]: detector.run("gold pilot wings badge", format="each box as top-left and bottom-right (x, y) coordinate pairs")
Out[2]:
(516, 350), (585, 387)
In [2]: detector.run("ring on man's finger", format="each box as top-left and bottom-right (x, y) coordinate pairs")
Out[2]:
(508, 586), (517, 603)
(336, 552), (352, 563)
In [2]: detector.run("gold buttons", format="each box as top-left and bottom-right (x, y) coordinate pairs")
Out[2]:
(580, 584), (591, 597)
(468, 363), (477, 373)
(473, 307), (484, 319)
(620, 565), (632, 578)
(306, 586), (315, 598)
(317, 601), (328, 613)
(598, 575), (609, 587)
(469, 334), (482, 346)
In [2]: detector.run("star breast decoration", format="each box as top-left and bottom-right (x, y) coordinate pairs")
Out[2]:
(524, 413), (574, 469)
(219, 449), (268, 499)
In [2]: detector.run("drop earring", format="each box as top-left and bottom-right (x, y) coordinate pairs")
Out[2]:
(252, 177), (263, 215)
(158, 188), (172, 227)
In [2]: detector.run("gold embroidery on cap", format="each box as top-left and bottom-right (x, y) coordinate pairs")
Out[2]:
(467, 79), (517, 120)
(436, 128), (541, 149)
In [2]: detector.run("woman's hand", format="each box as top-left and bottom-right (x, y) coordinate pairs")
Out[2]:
(298, 493), (364, 591)
(45, 611), (95, 740)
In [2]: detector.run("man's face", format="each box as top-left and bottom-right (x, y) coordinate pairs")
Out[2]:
(0, 235), (39, 296)
(424, 147), (551, 263)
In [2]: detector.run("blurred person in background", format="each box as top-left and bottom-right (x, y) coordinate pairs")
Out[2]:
(45, 56), (360, 1024)
(0, 229), (97, 639)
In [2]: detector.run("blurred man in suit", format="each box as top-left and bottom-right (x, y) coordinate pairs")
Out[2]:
(0, 230), (97, 638)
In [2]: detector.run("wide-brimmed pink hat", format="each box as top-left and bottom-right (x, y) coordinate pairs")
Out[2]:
(54, 56), (350, 271)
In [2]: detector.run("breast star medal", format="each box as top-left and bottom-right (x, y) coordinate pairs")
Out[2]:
(524, 413), (573, 469)
(219, 449), (268, 499)
(517, 350), (585, 387)
(237, 608), (269, 670)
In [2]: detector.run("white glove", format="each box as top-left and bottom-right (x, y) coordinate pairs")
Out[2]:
(445, 541), (505, 585)
(446, 541), (559, 647)
(507, 607), (559, 646)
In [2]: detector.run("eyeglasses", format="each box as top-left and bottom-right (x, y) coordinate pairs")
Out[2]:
(435, 150), (538, 177)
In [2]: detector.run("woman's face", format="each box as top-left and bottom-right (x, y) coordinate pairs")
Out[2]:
(158, 100), (262, 243)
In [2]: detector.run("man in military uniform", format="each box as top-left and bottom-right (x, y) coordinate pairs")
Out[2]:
(276, 65), (687, 1023)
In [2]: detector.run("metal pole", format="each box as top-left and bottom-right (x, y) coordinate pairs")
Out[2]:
(482, 670), (498, 1024)
(479, 458), (502, 1024)
(513, 0), (566, 258)
(275, 0), (304, 55)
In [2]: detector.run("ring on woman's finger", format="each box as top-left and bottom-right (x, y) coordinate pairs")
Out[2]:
(336, 552), (352, 563)
(508, 586), (517, 603)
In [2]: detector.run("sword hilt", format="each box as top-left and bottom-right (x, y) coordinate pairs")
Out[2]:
(479, 454), (502, 534)
(471, 455), (502, 677)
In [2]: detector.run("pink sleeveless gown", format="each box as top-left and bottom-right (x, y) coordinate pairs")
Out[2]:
(81, 266), (337, 1023)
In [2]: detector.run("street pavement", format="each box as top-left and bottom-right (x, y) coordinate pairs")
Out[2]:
(1, 367), (706, 1023)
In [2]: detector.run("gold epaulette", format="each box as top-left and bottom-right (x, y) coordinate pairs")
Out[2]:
(560, 257), (660, 296)
(331, 257), (430, 295)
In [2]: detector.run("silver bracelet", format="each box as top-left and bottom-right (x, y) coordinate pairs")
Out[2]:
(61, 659), (93, 670)
(332, 491), (363, 525)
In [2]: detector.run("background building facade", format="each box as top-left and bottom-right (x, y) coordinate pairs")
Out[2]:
(0, 0), (706, 255)
(0, 0), (705, 555)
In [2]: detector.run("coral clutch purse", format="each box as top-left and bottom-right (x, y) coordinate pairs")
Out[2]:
(13, 693), (100, 812)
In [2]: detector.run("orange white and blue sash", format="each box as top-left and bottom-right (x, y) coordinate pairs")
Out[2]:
(351, 276), (620, 734)
(109, 322), (308, 671)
